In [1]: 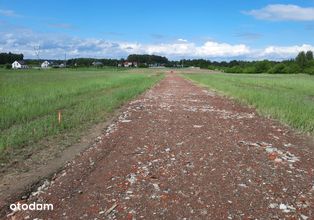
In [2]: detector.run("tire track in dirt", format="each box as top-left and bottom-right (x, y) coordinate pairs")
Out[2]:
(8, 73), (313, 219)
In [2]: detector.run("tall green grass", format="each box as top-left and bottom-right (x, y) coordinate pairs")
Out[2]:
(0, 68), (163, 155)
(184, 73), (314, 134)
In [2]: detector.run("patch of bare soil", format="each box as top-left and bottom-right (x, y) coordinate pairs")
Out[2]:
(6, 73), (314, 219)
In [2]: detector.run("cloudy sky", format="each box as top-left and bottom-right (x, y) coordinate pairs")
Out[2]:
(0, 0), (314, 60)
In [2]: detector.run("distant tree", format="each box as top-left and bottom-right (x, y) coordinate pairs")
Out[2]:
(305, 51), (313, 60)
(295, 51), (308, 69)
(0, 52), (24, 64)
(268, 63), (286, 74)
(5, 63), (12, 69)
(229, 60), (240, 67)
(65, 58), (121, 67)
(225, 66), (244, 73)
(255, 60), (272, 73)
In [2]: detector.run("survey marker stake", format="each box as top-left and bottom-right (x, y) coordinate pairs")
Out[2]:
(58, 110), (62, 124)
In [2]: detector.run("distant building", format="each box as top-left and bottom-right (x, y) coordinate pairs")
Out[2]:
(92, 61), (103, 67)
(41, 61), (50, 68)
(123, 61), (133, 67)
(59, 63), (66, 68)
(12, 60), (28, 69)
(121, 61), (138, 67)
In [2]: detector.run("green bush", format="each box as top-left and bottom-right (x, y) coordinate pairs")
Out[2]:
(224, 66), (243, 73)
(284, 63), (301, 73)
(255, 60), (272, 73)
(268, 63), (301, 74)
(5, 63), (11, 69)
(268, 63), (286, 74)
(304, 66), (314, 75)
(138, 63), (148, 68)
(243, 66), (257, 73)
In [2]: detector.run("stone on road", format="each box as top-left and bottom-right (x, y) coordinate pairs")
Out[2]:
(11, 73), (313, 219)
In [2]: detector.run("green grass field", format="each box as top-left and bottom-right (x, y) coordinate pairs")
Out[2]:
(184, 73), (314, 134)
(0, 68), (163, 159)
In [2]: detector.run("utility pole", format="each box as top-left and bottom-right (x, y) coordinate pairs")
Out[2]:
(64, 53), (67, 68)
(34, 45), (41, 66)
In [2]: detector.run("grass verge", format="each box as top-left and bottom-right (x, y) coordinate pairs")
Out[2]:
(0, 68), (163, 162)
(184, 73), (314, 135)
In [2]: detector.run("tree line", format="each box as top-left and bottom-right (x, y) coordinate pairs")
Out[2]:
(0, 52), (24, 65)
(127, 54), (168, 64)
(65, 55), (169, 67)
(169, 51), (314, 75)
(207, 51), (314, 75)
(66, 58), (120, 67)
(2, 51), (314, 75)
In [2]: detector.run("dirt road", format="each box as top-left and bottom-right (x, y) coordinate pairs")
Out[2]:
(9, 73), (313, 219)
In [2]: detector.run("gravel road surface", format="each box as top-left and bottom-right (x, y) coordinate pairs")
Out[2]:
(9, 73), (313, 219)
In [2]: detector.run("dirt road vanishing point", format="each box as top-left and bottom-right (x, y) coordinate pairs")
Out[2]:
(7, 73), (313, 219)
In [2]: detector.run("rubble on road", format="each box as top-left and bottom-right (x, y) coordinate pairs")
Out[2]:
(238, 141), (300, 164)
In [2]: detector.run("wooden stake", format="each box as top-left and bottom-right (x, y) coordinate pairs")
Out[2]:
(58, 110), (62, 124)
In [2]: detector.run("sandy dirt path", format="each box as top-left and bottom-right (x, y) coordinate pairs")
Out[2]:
(9, 73), (313, 219)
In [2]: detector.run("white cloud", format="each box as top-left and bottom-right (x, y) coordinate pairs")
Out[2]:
(118, 41), (250, 58)
(0, 29), (313, 60)
(177, 38), (188, 42)
(196, 41), (250, 57)
(0, 9), (19, 17)
(245, 4), (314, 21)
(259, 44), (314, 59)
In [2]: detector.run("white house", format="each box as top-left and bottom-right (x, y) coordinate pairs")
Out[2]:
(41, 61), (50, 68)
(118, 61), (138, 67)
(123, 61), (133, 67)
(12, 61), (28, 69)
(123, 61), (138, 67)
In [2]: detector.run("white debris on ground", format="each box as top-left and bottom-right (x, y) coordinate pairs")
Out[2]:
(127, 173), (137, 185)
(238, 141), (299, 164)
(6, 178), (55, 217)
(104, 110), (133, 137)
(279, 203), (296, 213)
(131, 88), (255, 121)
(31, 180), (53, 197)
(300, 214), (309, 220)
(265, 146), (299, 163)
(181, 104), (255, 119)
(105, 123), (117, 136)
(238, 183), (248, 188)
(269, 203), (302, 215)
(121, 119), (132, 123)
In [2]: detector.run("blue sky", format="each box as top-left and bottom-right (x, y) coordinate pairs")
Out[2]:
(0, 0), (314, 60)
